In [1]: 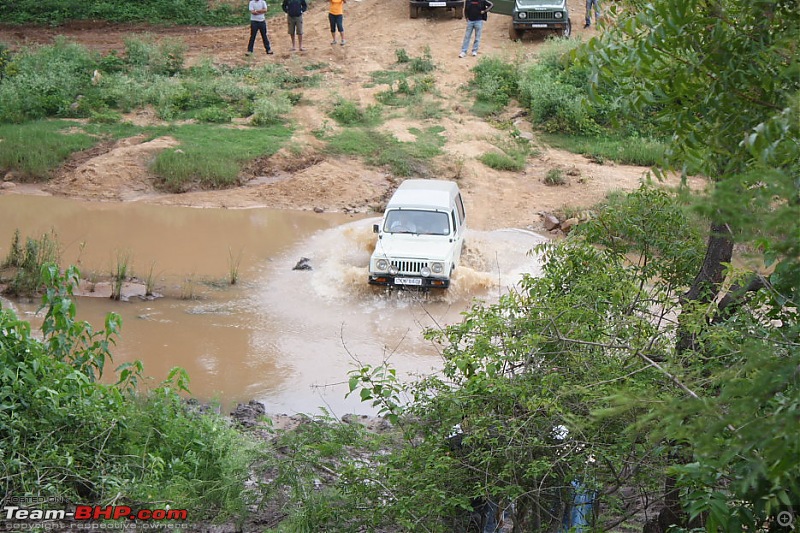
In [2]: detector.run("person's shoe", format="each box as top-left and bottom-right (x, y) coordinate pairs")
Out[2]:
(299, 47), (306, 51)
(331, 40), (337, 44)
(266, 49), (274, 55)
(245, 51), (253, 56)
(340, 40), (346, 46)
(459, 52), (466, 58)
(471, 51), (478, 56)
(290, 47), (296, 51)
(583, 22), (590, 28)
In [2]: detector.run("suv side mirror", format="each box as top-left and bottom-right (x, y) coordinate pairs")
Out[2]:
(373, 224), (380, 234)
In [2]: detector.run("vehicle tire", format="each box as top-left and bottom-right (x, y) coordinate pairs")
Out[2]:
(509, 21), (523, 40)
(563, 18), (572, 37)
(410, 4), (419, 18)
(455, 4), (464, 18)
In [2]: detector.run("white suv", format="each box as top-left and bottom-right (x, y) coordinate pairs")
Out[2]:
(368, 179), (466, 289)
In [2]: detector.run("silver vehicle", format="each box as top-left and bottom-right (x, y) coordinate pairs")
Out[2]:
(369, 180), (466, 289)
(493, 0), (572, 39)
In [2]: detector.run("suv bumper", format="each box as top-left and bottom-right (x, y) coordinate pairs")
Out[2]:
(512, 21), (569, 30)
(410, 0), (463, 7)
(368, 274), (451, 289)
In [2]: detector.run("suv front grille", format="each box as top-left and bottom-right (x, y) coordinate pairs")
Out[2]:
(523, 11), (558, 20)
(391, 260), (426, 275)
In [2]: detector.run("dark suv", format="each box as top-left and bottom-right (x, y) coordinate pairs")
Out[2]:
(493, 0), (572, 39)
(409, 0), (464, 19)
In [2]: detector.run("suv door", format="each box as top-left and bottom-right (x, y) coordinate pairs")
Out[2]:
(491, 0), (515, 16)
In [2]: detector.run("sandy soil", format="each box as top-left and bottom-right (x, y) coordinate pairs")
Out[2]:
(0, 0), (701, 231)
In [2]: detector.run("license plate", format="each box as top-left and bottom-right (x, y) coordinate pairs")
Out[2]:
(395, 277), (423, 286)
(429, 2), (447, 6)
(530, 23), (548, 28)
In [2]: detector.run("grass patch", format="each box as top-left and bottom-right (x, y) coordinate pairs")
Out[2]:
(1, 229), (60, 297)
(326, 126), (445, 177)
(328, 98), (383, 127)
(0, 121), (97, 179)
(540, 133), (666, 167)
(480, 151), (525, 172)
(369, 49), (438, 114)
(479, 135), (531, 172)
(544, 167), (567, 186)
(150, 123), (291, 191)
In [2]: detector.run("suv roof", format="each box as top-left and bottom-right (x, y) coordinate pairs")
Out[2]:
(385, 179), (460, 211)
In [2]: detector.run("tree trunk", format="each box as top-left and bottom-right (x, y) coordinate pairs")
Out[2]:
(648, 222), (734, 533)
(675, 222), (735, 355)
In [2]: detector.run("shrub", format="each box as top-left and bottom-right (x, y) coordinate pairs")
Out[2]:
(251, 94), (293, 126)
(194, 106), (234, 123)
(0, 266), (260, 515)
(328, 98), (382, 126)
(408, 47), (436, 74)
(472, 57), (519, 109)
(124, 36), (186, 76)
(480, 150), (525, 171)
(0, 38), (98, 122)
(544, 167), (566, 185)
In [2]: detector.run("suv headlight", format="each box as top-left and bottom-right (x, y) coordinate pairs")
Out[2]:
(518, 11), (527, 18)
(420, 267), (431, 277)
(431, 262), (444, 274)
(389, 265), (399, 275)
(375, 258), (389, 271)
(554, 11), (563, 18)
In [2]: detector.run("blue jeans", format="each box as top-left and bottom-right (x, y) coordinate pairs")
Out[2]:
(585, 0), (600, 25)
(460, 19), (484, 54)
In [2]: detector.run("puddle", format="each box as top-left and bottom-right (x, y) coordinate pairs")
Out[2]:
(0, 195), (546, 415)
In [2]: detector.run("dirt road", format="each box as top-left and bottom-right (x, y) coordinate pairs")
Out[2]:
(0, 0), (676, 231)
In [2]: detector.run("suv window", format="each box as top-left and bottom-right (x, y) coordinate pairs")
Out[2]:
(455, 194), (466, 225)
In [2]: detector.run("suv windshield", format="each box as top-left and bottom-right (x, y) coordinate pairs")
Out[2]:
(383, 210), (450, 235)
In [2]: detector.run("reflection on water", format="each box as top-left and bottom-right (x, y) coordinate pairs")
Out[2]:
(0, 194), (546, 415)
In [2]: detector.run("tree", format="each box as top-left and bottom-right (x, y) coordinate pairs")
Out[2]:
(581, 0), (799, 529)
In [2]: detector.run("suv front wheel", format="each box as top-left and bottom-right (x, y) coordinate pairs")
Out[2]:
(560, 19), (572, 37)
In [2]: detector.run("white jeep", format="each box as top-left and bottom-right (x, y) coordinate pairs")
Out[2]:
(368, 179), (466, 289)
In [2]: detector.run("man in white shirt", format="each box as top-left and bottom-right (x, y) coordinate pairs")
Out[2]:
(247, 0), (274, 55)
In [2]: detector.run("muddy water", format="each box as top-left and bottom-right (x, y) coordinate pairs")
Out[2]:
(0, 194), (546, 415)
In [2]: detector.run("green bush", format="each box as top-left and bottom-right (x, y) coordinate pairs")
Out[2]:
(251, 94), (293, 126)
(328, 98), (382, 127)
(194, 106), (234, 124)
(471, 57), (519, 109)
(0, 38), (98, 122)
(0, 266), (260, 515)
(0, 0), (243, 26)
(124, 36), (185, 76)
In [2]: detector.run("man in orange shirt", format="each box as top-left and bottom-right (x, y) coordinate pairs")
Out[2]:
(329, 0), (346, 45)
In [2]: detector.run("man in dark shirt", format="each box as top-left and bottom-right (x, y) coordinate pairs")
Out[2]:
(459, 0), (494, 57)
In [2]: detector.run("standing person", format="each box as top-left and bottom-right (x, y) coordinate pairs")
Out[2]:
(282, 0), (307, 51)
(584, 0), (600, 28)
(247, 0), (273, 56)
(329, 0), (346, 46)
(459, 0), (493, 58)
